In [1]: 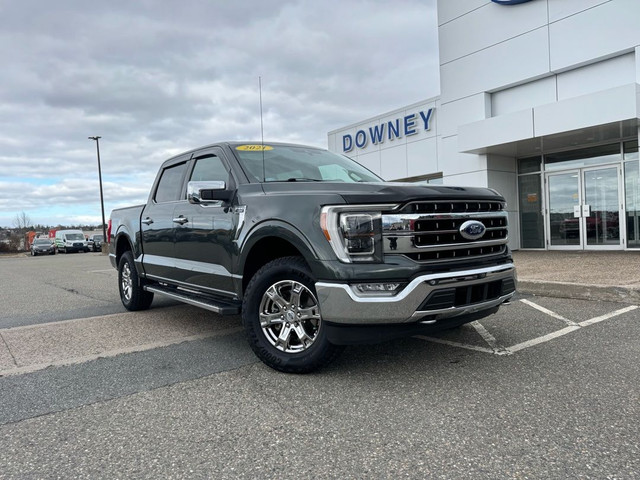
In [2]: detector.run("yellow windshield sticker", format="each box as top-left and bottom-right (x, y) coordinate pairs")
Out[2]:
(236, 145), (273, 151)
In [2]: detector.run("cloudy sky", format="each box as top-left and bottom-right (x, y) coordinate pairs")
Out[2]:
(0, 0), (439, 228)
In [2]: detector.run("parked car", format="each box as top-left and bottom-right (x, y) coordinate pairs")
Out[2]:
(88, 234), (104, 252)
(31, 238), (56, 256)
(54, 229), (89, 253)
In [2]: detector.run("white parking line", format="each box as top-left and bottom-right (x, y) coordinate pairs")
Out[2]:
(416, 303), (638, 355)
(507, 326), (580, 353)
(470, 321), (511, 355)
(519, 299), (578, 326)
(579, 305), (638, 327)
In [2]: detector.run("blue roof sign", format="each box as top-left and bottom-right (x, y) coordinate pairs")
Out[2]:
(491, 0), (533, 5)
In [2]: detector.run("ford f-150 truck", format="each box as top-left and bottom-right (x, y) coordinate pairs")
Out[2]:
(109, 142), (516, 373)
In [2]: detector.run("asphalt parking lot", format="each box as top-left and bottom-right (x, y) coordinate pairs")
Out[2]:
(1, 253), (639, 478)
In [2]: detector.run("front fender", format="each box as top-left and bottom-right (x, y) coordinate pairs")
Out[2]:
(237, 220), (323, 276)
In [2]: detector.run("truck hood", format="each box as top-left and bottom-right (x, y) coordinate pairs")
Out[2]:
(261, 182), (504, 205)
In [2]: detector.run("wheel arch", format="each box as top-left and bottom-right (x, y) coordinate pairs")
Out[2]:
(114, 230), (135, 266)
(239, 222), (319, 294)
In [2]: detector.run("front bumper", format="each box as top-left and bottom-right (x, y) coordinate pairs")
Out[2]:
(315, 263), (516, 325)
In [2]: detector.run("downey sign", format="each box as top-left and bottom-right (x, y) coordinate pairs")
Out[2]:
(342, 108), (434, 152)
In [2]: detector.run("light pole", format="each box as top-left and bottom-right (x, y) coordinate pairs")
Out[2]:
(88, 136), (107, 246)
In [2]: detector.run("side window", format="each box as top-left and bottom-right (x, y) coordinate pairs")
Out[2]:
(154, 162), (188, 203)
(190, 155), (229, 183)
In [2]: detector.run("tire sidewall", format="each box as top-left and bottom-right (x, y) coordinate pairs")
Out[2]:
(117, 251), (153, 311)
(242, 257), (336, 373)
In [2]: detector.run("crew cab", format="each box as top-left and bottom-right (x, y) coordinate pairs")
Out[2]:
(109, 142), (516, 372)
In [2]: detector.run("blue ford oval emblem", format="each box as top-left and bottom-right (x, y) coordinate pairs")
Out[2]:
(460, 220), (486, 240)
(491, 0), (533, 4)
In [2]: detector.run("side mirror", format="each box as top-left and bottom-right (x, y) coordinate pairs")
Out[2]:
(187, 181), (233, 205)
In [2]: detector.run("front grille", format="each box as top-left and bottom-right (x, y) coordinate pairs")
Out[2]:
(404, 245), (505, 262)
(409, 201), (504, 214)
(383, 200), (508, 263)
(413, 217), (507, 246)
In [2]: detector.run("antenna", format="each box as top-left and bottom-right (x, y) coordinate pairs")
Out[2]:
(259, 76), (266, 182)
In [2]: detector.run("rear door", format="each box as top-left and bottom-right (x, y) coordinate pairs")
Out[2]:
(141, 156), (190, 281)
(172, 147), (239, 296)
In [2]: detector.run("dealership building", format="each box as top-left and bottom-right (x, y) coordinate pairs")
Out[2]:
(328, 0), (640, 252)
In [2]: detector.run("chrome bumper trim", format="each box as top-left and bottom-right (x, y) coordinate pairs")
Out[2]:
(315, 264), (516, 325)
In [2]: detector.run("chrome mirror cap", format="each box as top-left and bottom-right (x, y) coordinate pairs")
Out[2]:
(187, 181), (226, 204)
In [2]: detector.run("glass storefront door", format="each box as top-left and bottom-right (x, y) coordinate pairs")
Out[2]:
(547, 171), (581, 248)
(583, 166), (621, 248)
(546, 166), (622, 250)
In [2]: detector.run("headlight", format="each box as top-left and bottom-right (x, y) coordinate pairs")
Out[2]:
(321, 205), (390, 263)
(340, 214), (376, 255)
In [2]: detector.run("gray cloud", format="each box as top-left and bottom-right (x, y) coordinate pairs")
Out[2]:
(0, 0), (438, 227)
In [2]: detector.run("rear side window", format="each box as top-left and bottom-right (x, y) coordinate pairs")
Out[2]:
(155, 162), (187, 202)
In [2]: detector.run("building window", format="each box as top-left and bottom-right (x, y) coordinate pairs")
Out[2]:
(518, 174), (544, 248)
(517, 156), (543, 248)
(624, 140), (639, 248)
(518, 156), (541, 175)
(544, 143), (621, 171)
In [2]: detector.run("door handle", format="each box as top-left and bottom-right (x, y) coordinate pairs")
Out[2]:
(142, 217), (154, 225)
(172, 216), (188, 225)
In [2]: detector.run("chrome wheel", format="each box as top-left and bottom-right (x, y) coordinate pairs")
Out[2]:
(118, 251), (154, 311)
(259, 280), (321, 354)
(121, 262), (133, 302)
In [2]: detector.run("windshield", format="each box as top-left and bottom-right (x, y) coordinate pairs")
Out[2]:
(232, 144), (382, 183)
(34, 239), (51, 245)
(66, 233), (84, 241)
(93, 235), (103, 241)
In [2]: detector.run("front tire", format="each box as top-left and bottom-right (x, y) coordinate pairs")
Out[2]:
(118, 251), (154, 311)
(242, 256), (343, 373)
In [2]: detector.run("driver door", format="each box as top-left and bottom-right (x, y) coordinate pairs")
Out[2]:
(172, 148), (239, 296)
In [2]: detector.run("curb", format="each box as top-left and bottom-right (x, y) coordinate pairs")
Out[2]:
(518, 279), (640, 305)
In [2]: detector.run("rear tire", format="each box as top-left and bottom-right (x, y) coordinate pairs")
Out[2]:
(242, 256), (344, 373)
(118, 251), (154, 311)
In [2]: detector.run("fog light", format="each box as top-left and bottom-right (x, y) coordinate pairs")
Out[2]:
(354, 282), (402, 295)
(428, 280), (438, 286)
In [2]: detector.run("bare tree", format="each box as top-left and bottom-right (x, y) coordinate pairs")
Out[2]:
(13, 211), (32, 231)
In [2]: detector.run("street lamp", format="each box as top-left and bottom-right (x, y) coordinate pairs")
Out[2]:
(88, 136), (107, 247)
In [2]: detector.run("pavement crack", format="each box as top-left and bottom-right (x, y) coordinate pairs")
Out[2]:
(0, 332), (18, 367)
(42, 281), (107, 302)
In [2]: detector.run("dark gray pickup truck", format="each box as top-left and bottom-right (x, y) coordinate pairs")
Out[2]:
(109, 141), (516, 372)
